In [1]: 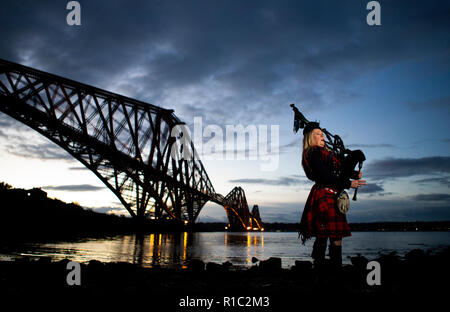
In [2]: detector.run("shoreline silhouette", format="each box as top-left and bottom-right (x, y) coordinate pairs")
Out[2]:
(1, 247), (449, 307)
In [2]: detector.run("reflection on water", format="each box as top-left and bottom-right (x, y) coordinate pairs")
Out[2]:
(0, 232), (269, 268)
(132, 232), (194, 268)
(224, 232), (265, 266)
(131, 232), (268, 268)
(1, 232), (449, 268)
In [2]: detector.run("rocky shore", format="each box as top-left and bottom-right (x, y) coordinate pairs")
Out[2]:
(1, 247), (449, 308)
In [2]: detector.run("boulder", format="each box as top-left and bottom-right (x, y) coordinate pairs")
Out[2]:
(259, 257), (282, 272)
(188, 259), (205, 272)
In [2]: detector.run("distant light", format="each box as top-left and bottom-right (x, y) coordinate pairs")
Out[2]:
(246, 226), (252, 230)
(261, 228), (264, 231)
(225, 226), (228, 230)
(184, 220), (189, 225)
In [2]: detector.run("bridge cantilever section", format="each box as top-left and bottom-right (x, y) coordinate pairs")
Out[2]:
(0, 59), (263, 230)
(0, 58), (215, 223)
(211, 187), (263, 231)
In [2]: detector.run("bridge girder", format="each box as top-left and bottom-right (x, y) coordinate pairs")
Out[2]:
(0, 59), (215, 222)
(0, 59), (263, 229)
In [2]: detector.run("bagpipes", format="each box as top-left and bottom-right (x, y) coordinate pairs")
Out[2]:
(290, 103), (366, 201)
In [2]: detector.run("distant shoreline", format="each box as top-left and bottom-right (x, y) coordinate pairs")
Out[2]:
(195, 221), (450, 232)
(1, 185), (449, 243)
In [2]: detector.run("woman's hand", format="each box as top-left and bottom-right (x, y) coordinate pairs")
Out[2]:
(351, 179), (366, 189)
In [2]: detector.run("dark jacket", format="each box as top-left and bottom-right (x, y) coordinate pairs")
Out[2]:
(302, 146), (358, 190)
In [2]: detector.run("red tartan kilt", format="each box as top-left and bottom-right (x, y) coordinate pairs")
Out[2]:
(299, 184), (351, 242)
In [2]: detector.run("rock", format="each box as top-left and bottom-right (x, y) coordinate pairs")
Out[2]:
(259, 257), (282, 272)
(188, 259), (205, 272)
(37, 257), (52, 264)
(377, 251), (401, 268)
(57, 258), (71, 267)
(350, 254), (368, 269)
(405, 249), (426, 264)
(87, 260), (104, 274)
(222, 261), (233, 270)
(206, 262), (223, 273)
(15, 256), (31, 263)
(88, 259), (104, 269)
(293, 260), (312, 271)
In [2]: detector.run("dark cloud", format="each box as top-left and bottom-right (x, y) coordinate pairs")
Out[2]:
(347, 143), (396, 149)
(41, 184), (104, 192)
(4, 141), (72, 160)
(279, 139), (300, 153)
(0, 114), (73, 160)
(358, 182), (384, 194)
(414, 177), (450, 188)
(0, 114), (29, 131)
(374, 192), (394, 197)
(410, 193), (450, 202)
(229, 175), (307, 186)
(365, 156), (450, 180)
(1, 0), (448, 127)
(69, 166), (89, 171)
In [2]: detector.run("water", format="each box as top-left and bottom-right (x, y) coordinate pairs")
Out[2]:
(1, 232), (449, 268)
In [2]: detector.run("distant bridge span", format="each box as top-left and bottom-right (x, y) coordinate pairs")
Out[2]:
(0, 59), (263, 231)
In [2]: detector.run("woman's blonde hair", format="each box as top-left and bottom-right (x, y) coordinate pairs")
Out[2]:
(302, 131), (315, 154)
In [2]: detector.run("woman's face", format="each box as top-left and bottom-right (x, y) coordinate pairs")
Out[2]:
(311, 129), (325, 147)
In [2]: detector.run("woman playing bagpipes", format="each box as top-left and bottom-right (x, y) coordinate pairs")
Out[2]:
(291, 104), (367, 268)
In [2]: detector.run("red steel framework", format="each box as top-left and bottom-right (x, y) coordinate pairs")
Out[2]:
(0, 59), (263, 231)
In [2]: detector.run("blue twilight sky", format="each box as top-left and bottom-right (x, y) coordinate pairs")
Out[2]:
(0, 0), (449, 223)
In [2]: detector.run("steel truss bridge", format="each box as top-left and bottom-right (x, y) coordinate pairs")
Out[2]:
(0, 59), (263, 231)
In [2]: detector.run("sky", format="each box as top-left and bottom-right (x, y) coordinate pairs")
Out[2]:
(0, 0), (449, 223)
